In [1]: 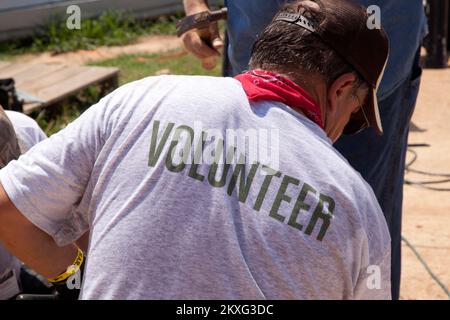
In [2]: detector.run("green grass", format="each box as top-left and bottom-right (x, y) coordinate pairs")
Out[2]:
(0, 11), (181, 55)
(91, 51), (222, 85)
(35, 51), (221, 136)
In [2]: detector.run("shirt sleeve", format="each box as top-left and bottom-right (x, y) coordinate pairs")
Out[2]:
(4, 111), (47, 152)
(353, 249), (391, 300)
(0, 93), (116, 246)
(352, 186), (392, 300)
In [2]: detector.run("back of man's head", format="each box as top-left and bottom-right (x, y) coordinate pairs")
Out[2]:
(250, 0), (368, 92)
(249, 0), (390, 137)
(0, 106), (21, 168)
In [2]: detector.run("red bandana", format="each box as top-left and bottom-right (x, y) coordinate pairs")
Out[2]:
(235, 70), (324, 129)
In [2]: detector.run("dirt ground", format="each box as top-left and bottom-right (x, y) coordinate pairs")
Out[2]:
(400, 63), (450, 300)
(14, 35), (450, 300)
(15, 35), (182, 65)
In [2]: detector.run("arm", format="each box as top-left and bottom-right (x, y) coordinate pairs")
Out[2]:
(0, 89), (113, 279)
(75, 231), (90, 252)
(0, 183), (77, 278)
(353, 191), (392, 300)
(353, 250), (391, 300)
(0, 83), (123, 285)
(181, 0), (223, 69)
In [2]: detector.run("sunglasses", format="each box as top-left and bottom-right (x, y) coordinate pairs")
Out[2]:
(343, 94), (370, 135)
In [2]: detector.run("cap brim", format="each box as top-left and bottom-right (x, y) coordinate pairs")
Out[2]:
(342, 88), (383, 136)
(364, 87), (383, 135)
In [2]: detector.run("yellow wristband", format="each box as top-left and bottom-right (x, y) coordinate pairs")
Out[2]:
(48, 247), (84, 283)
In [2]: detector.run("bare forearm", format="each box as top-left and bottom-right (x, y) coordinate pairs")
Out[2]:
(0, 185), (78, 278)
(75, 231), (90, 252)
(1, 224), (78, 279)
(183, 0), (209, 14)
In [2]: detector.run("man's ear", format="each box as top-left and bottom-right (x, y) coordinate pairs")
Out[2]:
(327, 73), (357, 114)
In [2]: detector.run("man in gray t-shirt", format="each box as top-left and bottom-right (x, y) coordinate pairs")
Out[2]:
(0, 0), (391, 299)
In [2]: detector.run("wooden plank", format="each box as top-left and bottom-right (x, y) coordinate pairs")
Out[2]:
(23, 102), (42, 114)
(0, 62), (35, 78)
(35, 66), (119, 105)
(6, 63), (59, 84)
(14, 64), (67, 88)
(0, 62), (119, 113)
(24, 65), (85, 92)
(23, 67), (119, 114)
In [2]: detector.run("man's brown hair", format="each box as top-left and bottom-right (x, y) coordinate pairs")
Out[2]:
(249, 0), (369, 93)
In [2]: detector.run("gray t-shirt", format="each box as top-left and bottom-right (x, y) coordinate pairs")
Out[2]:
(0, 76), (391, 299)
(5, 110), (47, 153)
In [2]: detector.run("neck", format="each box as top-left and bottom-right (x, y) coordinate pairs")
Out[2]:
(278, 72), (328, 117)
(238, 69), (327, 130)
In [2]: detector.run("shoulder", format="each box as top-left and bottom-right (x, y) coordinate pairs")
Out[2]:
(88, 75), (247, 139)
(320, 152), (391, 270)
(106, 75), (243, 105)
(4, 111), (46, 152)
(122, 75), (239, 89)
(117, 75), (247, 112)
(334, 155), (391, 252)
(317, 146), (390, 244)
(4, 111), (41, 130)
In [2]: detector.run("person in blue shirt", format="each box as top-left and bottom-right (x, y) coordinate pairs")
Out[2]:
(181, 0), (427, 300)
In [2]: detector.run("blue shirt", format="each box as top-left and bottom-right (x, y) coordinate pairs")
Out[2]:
(225, 0), (428, 99)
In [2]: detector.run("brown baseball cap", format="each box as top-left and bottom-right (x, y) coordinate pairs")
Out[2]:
(273, 0), (389, 135)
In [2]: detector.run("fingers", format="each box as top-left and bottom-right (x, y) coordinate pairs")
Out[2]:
(181, 22), (223, 70)
(202, 56), (218, 70)
(182, 31), (219, 59)
(209, 23), (223, 51)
